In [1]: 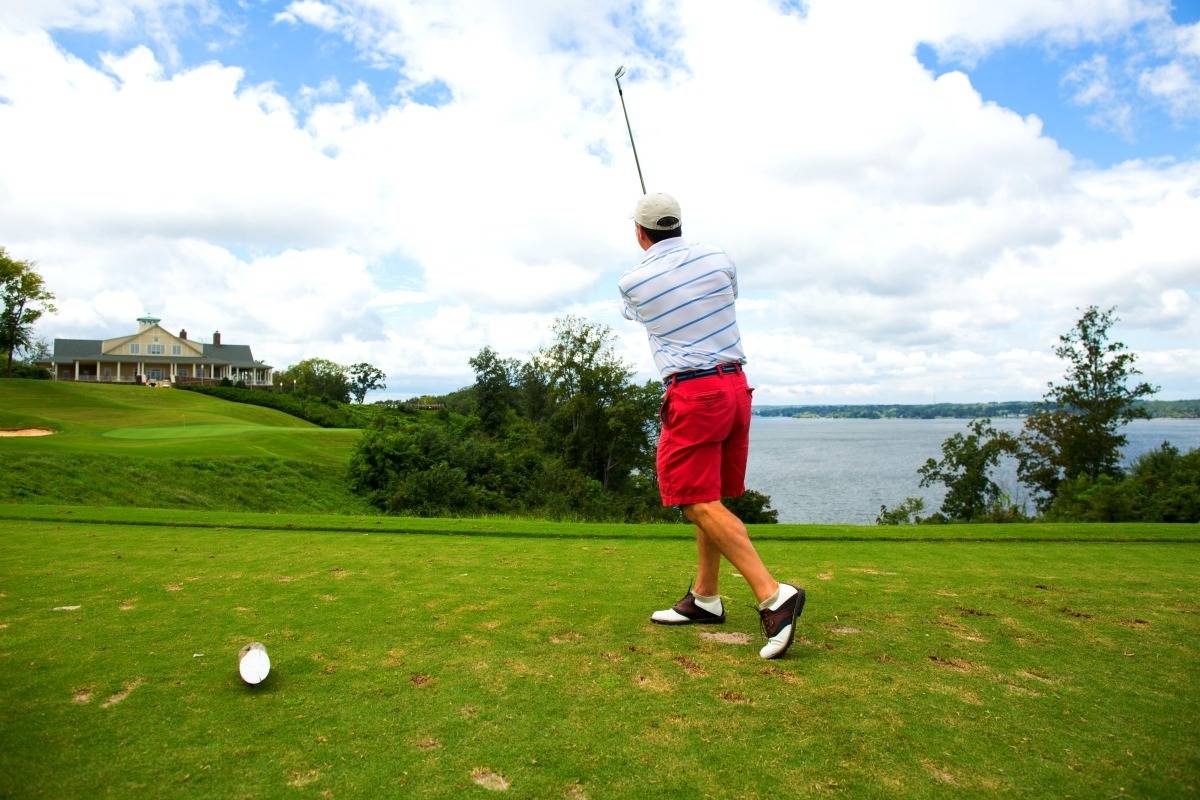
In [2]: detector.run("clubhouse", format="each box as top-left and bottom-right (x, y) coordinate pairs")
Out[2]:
(38, 316), (273, 386)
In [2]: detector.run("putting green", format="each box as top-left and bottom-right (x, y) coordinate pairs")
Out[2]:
(101, 423), (277, 440)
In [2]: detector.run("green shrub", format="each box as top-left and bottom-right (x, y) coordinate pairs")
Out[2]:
(724, 490), (779, 524)
(1046, 443), (1200, 522)
(178, 384), (365, 428)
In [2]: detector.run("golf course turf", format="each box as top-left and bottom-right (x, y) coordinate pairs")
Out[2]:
(0, 380), (370, 513)
(1, 507), (1197, 798)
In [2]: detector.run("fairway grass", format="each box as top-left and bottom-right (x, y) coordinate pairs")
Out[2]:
(1, 511), (1197, 798)
(0, 380), (369, 513)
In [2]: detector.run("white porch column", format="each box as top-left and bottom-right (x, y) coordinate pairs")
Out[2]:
(138, 361), (144, 380)
(96, 360), (101, 381)
(74, 361), (79, 380)
(171, 362), (177, 381)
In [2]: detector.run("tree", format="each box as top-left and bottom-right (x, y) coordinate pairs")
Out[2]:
(279, 358), (351, 404)
(876, 496), (925, 525)
(1018, 306), (1158, 511)
(535, 316), (655, 490)
(918, 418), (1020, 521)
(469, 347), (518, 433)
(1, 248), (56, 378)
(349, 362), (387, 404)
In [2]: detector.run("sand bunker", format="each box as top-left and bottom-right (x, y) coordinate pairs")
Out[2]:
(0, 428), (55, 437)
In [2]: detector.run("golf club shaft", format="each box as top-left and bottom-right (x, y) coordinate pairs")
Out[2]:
(615, 76), (646, 194)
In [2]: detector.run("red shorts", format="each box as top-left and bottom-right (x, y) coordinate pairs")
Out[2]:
(656, 369), (752, 506)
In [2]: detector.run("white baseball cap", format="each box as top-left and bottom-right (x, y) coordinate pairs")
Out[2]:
(633, 192), (682, 231)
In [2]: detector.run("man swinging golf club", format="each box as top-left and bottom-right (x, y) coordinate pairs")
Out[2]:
(620, 191), (805, 659)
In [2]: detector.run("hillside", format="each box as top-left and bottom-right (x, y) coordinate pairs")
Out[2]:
(0, 380), (372, 513)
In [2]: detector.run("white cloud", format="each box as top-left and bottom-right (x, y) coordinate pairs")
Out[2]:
(1, 0), (1198, 402)
(1139, 61), (1200, 118)
(1063, 54), (1135, 138)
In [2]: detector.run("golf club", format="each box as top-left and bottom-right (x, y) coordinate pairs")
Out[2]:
(614, 65), (646, 194)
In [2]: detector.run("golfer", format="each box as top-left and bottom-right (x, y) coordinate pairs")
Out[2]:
(620, 192), (805, 659)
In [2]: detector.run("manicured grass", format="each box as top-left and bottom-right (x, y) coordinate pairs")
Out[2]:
(0, 380), (368, 513)
(1, 510), (1196, 798)
(0, 504), (1195, 543)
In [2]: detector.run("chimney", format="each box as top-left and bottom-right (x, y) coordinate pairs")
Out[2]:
(179, 329), (188, 340)
(213, 331), (221, 347)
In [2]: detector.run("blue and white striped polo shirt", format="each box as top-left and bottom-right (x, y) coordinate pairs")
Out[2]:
(619, 238), (747, 379)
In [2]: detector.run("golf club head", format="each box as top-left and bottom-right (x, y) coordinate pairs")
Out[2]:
(614, 65), (626, 80)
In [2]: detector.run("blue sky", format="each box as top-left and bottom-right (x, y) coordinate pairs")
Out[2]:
(3, 1), (1198, 402)
(45, 1), (1199, 168)
(918, 0), (1200, 167)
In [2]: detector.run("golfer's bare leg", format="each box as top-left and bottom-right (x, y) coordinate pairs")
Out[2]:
(693, 525), (723, 597)
(684, 501), (778, 603)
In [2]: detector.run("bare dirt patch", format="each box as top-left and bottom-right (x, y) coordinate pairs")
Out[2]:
(849, 567), (897, 576)
(287, 769), (320, 788)
(413, 737), (441, 751)
(1120, 618), (1150, 628)
(276, 576), (296, 583)
(921, 759), (957, 785)
(817, 572), (834, 581)
(565, 782), (588, 800)
(673, 655), (706, 676)
(934, 589), (959, 597)
(550, 631), (582, 644)
(409, 673), (432, 687)
(101, 677), (144, 708)
(1059, 607), (1094, 619)
(164, 583), (182, 592)
(699, 631), (751, 645)
(1016, 669), (1054, 684)
(0, 428), (55, 437)
(72, 688), (93, 704)
(330, 567), (348, 579)
(634, 673), (673, 693)
(928, 655), (975, 673)
(759, 665), (801, 684)
(718, 690), (751, 704)
(830, 625), (861, 635)
(319, 594), (336, 602)
(471, 768), (510, 791)
(0, 623), (8, 630)
(118, 599), (135, 611)
(958, 607), (995, 618)
(52, 605), (81, 612)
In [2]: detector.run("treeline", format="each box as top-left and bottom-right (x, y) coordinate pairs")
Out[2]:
(178, 384), (375, 428)
(758, 399), (1200, 420)
(348, 316), (778, 523)
(880, 307), (1199, 525)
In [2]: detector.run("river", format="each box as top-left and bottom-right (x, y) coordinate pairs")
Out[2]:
(744, 416), (1200, 524)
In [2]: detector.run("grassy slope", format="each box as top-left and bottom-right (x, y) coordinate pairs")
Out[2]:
(0, 511), (1197, 799)
(0, 380), (370, 513)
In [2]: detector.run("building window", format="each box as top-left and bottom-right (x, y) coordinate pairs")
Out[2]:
(172, 345), (181, 355)
(129, 343), (140, 354)
(148, 344), (164, 355)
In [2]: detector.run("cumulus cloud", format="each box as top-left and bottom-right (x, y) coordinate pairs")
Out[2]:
(1, 0), (1198, 401)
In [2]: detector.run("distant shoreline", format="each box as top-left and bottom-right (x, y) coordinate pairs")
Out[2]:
(753, 399), (1200, 420)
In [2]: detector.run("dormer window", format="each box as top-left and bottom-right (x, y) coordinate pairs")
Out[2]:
(148, 344), (164, 355)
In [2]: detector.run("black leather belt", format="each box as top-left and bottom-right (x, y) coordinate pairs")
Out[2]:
(664, 362), (742, 386)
